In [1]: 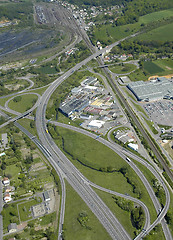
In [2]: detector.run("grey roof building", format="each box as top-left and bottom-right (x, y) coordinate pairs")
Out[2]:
(43, 191), (50, 202)
(8, 223), (17, 233)
(1, 133), (8, 148)
(59, 97), (89, 117)
(128, 78), (173, 101)
(81, 77), (97, 86)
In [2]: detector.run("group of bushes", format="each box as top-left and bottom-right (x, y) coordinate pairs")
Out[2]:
(112, 196), (145, 233)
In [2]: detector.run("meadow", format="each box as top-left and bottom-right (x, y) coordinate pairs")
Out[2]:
(92, 8), (173, 44)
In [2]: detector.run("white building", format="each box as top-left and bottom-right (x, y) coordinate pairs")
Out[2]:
(128, 143), (138, 151)
(4, 193), (12, 203)
(88, 120), (105, 129)
(3, 177), (10, 186)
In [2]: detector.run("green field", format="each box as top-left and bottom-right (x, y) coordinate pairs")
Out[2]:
(109, 63), (136, 74)
(129, 69), (149, 81)
(8, 94), (38, 113)
(153, 59), (173, 75)
(143, 61), (164, 74)
(95, 189), (142, 238)
(137, 22), (173, 42)
(92, 8), (173, 44)
(143, 117), (159, 135)
(4, 164), (20, 178)
(49, 127), (157, 225)
(18, 199), (40, 222)
(64, 183), (111, 240)
(131, 101), (149, 118)
(138, 8), (173, 25)
(18, 118), (38, 137)
(35, 65), (58, 75)
(129, 59), (173, 81)
(2, 203), (19, 231)
(55, 127), (126, 171)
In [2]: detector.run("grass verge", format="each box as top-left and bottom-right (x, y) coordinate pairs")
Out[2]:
(63, 182), (111, 240)
(49, 126), (158, 227)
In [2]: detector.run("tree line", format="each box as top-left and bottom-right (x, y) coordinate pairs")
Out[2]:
(0, 2), (33, 21)
(116, 0), (173, 25)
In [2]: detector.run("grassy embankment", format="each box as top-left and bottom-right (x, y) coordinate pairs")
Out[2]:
(8, 94), (38, 113)
(48, 126), (159, 238)
(108, 63), (136, 74)
(63, 182), (111, 240)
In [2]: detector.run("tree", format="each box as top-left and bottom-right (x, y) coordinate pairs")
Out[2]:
(30, 121), (35, 128)
(13, 96), (22, 102)
(165, 212), (172, 225)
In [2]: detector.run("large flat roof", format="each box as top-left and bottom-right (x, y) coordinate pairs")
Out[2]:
(128, 79), (173, 101)
(59, 97), (89, 116)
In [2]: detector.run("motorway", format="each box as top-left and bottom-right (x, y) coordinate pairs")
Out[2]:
(36, 91), (132, 239)
(0, 33), (172, 238)
(1, 99), (171, 239)
(50, 122), (171, 240)
(0, 10), (172, 239)
(33, 33), (171, 238)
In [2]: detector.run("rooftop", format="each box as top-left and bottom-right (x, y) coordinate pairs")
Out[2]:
(128, 78), (173, 101)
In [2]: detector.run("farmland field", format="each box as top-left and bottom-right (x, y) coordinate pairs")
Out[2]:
(137, 22), (173, 42)
(143, 61), (164, 74)
(91, 8), (173, 44)
(154, 59), (173, 73)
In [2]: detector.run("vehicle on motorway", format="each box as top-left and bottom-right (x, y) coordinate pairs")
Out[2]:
(126, 157), (131, 162)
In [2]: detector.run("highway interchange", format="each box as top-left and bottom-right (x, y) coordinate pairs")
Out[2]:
(2, 37), (170, 239)
(0, 6), (172, 240)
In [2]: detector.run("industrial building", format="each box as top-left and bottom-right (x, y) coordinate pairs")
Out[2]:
(71, 87), (83, 94)
(128, 143), (138, 151)
(128, 78), (173, 101)
(59, 97), (89, 117)
(81, 76), (97, 86)
(113, 130), (135, 144)
(88, 120), (105, 129)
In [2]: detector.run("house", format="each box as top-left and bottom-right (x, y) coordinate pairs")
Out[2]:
(5, 186), (15, 193)
(0, 152), (5, 157)
(3, 177), (10, 186)
(8, 223), (17, 233)
(4, 193), (12, 203)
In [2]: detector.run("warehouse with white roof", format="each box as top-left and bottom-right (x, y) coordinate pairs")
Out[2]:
(127, 78), (173, 101)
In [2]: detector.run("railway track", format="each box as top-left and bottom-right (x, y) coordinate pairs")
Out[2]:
(101, 66), (173, 181)
(67, 7), (173, 181)
(56, 3), (173, 181)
